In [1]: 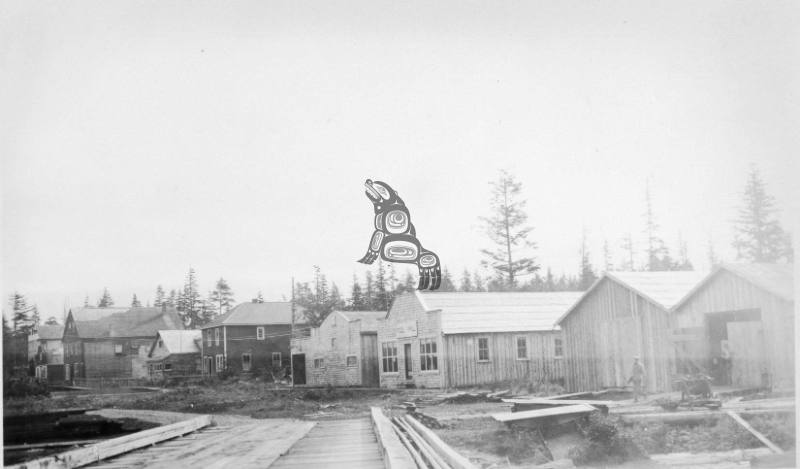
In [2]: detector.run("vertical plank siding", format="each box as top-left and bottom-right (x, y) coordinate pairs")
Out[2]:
(674, 270), (794, 390)
(562, 278), (675, 393)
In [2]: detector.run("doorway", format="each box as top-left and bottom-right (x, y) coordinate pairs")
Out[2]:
(404, 344), (412, 380)
(292, 354), (306, 385)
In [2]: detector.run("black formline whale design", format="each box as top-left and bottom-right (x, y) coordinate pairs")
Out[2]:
(357, 179), (441, 290)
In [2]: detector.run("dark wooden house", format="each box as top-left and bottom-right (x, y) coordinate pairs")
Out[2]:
(201, 302), (303, 379)
(62, 306), (182, 380)
(377, 291), (582, 389)
(671, 263), (794, 390)
(147, 329), (202, 381)
(291, 310), (385, 387)
(29, 324), (65, 365)
(557, 271), (706, 393)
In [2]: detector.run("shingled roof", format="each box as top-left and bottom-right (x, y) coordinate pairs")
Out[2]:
(74, 307), (182, 338)
(202, 302), (297, 328)
(149, 330), (202, 356)
(33, 324), (64, 340)
(418, 291), (583, 334)
(71, 307), (129, 322)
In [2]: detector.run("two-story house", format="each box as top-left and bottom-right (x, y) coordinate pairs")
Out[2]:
(201, 301), (304, 379)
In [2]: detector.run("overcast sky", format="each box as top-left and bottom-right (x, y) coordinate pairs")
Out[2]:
(2, 1), (798, 319)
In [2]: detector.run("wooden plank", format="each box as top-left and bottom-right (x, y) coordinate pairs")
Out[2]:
(8, 414), (211, 469)
(503, 398), (619, 407)
(493, 404), (597, 423)
(403, 415), (478, 469)
(370, 407), (417, 469)
(725, 410), (783, 454)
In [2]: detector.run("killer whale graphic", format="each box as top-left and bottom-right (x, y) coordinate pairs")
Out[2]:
(358, 179), (441, 290)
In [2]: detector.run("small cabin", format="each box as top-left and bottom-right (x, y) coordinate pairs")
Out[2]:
(291, 310), (385, 387)
(378, 291), (582, 389)
(672, 263), (794, 391)
(147, 330), (202, 381)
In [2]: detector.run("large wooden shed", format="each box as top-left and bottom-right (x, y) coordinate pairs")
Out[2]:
(378, 291), (582, 389)
(556, 271), (706, 393)
(291, 310), (385, 387)
(671, 263), (794, 391)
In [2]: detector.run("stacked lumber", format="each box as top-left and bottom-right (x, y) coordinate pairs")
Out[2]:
(391, 414), (477, 469)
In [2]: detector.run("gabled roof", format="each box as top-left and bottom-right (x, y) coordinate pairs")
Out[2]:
(150, 330), (202, 356)
(36, 324), (64, 340)
(557, 270), (707, 325)
(74, 307), (182, 338)
(202, 302), (296, 328)
(417, 291), (583, 334)
(71, 307), (129, 322)
(336, 310), (386, 333)
(672, 263), (794, 311)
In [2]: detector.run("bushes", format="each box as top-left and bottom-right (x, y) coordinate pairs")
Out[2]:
(568, 414), (646, 466)
(4, 375), (50, 398)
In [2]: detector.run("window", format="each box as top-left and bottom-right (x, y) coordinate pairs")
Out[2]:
(114, 344), (124, 355)
(314, 358), (324, 368)
(346, 356), (358, 367)
(206, 330), (212, 347)
(419, 339), (438, 371)
(477, 338), (490, 362)
(381, 342), (398, 373)
(164, 363), (172, 371)
(516, 337), (528, 360)
(257, 327), (265, 340)
(554, 338), (563, 358)
(216, 354), (225, 371)
(272, 352), (282, 368)
(215, 329), (220, 346)
(242, 353), (252, 371)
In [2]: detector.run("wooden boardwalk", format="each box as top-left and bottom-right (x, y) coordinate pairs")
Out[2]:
(85, 418), (315, 469)
(269, 418), (385, 469)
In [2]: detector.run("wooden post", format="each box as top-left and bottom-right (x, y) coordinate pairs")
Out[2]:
(725, 410), (783, 454)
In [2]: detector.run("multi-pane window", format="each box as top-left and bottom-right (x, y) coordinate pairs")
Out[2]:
(554, 338), (564, 358)
(215, 329), (220, 346)
(206, 330), (212, 347)
(314, 358), (324, 368)
(164, 363), (172, 371)
(272, 352), (282, 368)
(242, 353), (252, 371)
(381, 342), (398, 373)
(419, 339), (438, 371)
(216, 354), (225, 371)
(516, 337), (528, 359)
(477, 338), (490, 361)
(257, 327), (265, 340)
(114, 344), (124, 355)
(346, 356), (358, 367)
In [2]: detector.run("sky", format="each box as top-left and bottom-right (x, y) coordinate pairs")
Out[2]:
(2, 1), (798, 320)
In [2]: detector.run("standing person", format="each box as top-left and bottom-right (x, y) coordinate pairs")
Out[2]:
(628, 356), (646, 402)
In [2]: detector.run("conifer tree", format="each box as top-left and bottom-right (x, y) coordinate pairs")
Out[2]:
(579, 229), (598, 290)
(252, 292), (265, 303)
(84, 295), (90, 307)
(620, 233), (635, 271)
(8, 292), (31, 333)
(364, 271), (375, 310)
(459, 269), (474, 292)
(209, 277), (236, 316)
(473, 271), (485, 292)
(374, 260), (389, 311)
(97, 288), (114, 307)
(439, 267), (457, 291)
(154, 285), (165, 307)
(166, 289), (177, 307)
(402, 271), (416, 292)
(348, 275), (367, 310)
(732, 166), (793, 262)
(177, 268), (202, 327)
(480, 170), (540, 290)
(131, 294), (142, 307)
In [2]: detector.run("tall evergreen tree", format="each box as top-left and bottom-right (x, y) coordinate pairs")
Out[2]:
(363, 271), (375, 310)
(348, 275), (367, 311)
(177, 268), (202, 328)
(374, 261), (389, 311)
(643, 181), (668, 271)
(209, 277), (236, 316)
(295, 266), (340, 326)
(620, 233), (635, 271)
(545, 268), (555, 291)
(8, 292), (31, 333)
(480, 170), (539, 290)
(602, 239), (613, 273)
(131, 294), (142, 307)
(402, 271), (416, 292)
(674, 233), (694, 271)
(472, 271), (485, 292)
(154, 285), (166, 307)
(252, 291), (265, 303)
(330, 283), (346, 311)
(732, 166), (793, 262)
(166, 289), (177, 308)
(97, 288), (114, 307)
(439, 267), (456, 291)
(579, 229), (598, 290)
(459, 269), (474, 292)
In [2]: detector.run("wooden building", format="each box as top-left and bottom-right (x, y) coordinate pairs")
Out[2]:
(557, 271), (706, 393)
(671, 263), (794, 390)
(201, 302), (305, 379)
(63, 306), (182, 380)
(291, 310), (384, 387)
(147, 330), (202, 381)
(377, 291), (582, 389)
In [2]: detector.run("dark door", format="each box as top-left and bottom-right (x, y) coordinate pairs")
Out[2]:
(292, 354), (306, 385)
(361, 334), (379, 387)
(404, 344), (412, 380)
